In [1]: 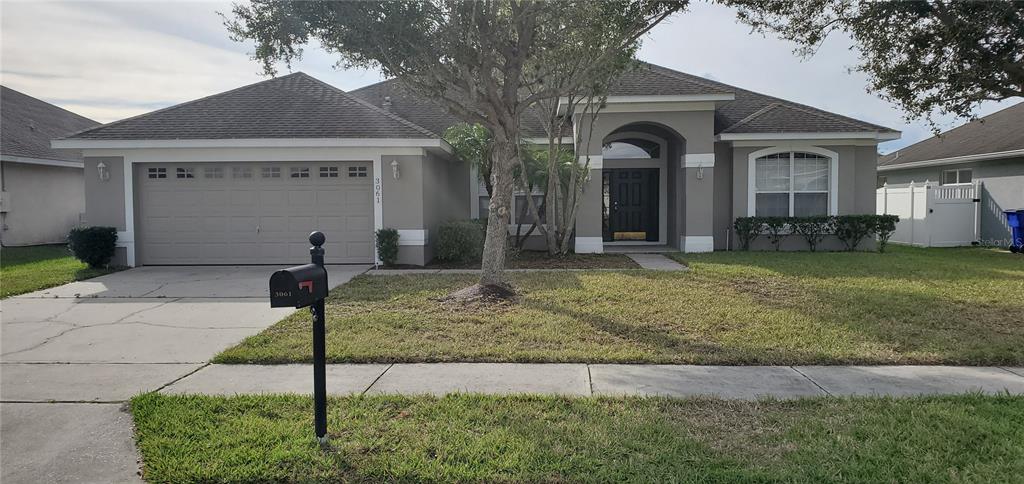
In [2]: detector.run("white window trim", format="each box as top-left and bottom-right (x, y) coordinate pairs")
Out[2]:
(940, 168), (972, 186)
(747, 146), (839, 217)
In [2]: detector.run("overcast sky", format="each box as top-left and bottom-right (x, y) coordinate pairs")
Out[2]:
(2, 1), (1019, 153)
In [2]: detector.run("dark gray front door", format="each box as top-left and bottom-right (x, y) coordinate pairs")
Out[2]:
(603, 168), (659, 242)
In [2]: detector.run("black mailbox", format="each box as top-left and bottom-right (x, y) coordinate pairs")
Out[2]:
(269, 263), (328, 308)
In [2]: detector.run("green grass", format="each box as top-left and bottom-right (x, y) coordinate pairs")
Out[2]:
(217, 246), (1024, 365)
(131, 392), (1024, 483)
(0, 245), (118, 298)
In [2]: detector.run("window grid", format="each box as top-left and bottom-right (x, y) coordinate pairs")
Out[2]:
(147, 167), (167, 179)
(941, 168), (972, 186)
(262, 166), (281, 178)
(232, 166), (252, 179)
(290, 167), (310, 178)
(176, 167), (194, 179)
(754, 152), (829, 217)
(320, 166), (339, 178)
(348, 166), (368, 178)
(204, 167), (223, 179)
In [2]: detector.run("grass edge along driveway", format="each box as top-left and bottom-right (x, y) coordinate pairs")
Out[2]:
(0, 244), (118, 298)
(216, 246), (1024, 366)
(131, 392), (1024, 483)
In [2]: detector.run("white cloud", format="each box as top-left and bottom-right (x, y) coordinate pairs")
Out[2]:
(1, 1), (1017, 151)
(0, 1), (382, 122)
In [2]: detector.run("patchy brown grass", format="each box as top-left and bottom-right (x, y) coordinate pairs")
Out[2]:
(217, 246), (1024, 365)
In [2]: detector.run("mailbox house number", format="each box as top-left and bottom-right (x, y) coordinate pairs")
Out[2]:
(274, 291), (292, 297)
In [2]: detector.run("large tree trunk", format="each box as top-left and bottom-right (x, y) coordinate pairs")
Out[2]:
(479, 136), (517, 286)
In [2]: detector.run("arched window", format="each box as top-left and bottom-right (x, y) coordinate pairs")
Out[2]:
(753, 151), (832, 217)
(602, 138), (660, 159)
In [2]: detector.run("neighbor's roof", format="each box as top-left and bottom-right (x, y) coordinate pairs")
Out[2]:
(350, 62), (898, 137)
(62, 72), (437, 141)
(1, 86), (99, 162)
(879, 101), (1024, 167)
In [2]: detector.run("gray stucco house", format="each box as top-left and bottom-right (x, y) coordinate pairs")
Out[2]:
(54, 63), (898, 266)
(879, 101), (1024, 246)
(1, 86), (99, 246)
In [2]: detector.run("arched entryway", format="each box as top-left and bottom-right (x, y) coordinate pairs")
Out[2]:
(600, 123), (685, 247)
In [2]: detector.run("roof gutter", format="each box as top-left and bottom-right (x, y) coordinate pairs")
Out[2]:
(878, 148), (1024, 172)
(0, 154), (84, 169)
(717, 131), (901, 142)
(52, 137), (453, 153)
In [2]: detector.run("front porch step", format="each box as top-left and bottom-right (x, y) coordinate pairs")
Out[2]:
(602, 245), (674, 254)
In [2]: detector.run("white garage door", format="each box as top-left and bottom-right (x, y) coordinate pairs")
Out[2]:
(137, 161), (373, 265)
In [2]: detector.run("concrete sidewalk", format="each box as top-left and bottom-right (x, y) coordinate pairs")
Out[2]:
(0, 265), (369, 484)
(162, 363), (1024, 399)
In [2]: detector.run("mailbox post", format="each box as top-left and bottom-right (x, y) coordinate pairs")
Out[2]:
(269, 231), (330, 444)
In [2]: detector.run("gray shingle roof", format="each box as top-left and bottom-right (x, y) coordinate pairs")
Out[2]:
(879, 101), (1024, 167)
(608, 63), (733, 96)
(64, 73), (437, 140)
(351, 62), (897, 138)
(1, 86), (99, 162)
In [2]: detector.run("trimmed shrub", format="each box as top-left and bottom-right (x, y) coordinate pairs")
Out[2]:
(791, 216), (833, 252)
(872, 214), (899, 253)
(435, 219), (485, 263)
(375, 228), (399, 266)
(833, 215), (875, 251)
(761, 217), (788, 251)
(733, 217), (761, 251)
(67, 226), (118, 268)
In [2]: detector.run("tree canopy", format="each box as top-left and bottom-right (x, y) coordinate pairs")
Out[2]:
(226, 0), (684, 288)
(724, 0), (1024, 121)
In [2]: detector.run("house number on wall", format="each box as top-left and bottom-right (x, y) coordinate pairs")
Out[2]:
(374, 176), (382, 204)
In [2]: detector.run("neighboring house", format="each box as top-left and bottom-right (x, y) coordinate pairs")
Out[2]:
(879, 101), (1024, 246)
(53, 63), (898, 266)
(1, 86), (99, 246)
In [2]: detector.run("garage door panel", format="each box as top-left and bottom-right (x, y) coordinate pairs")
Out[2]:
(258, 216), (291, 234)
(345, 188), (371, 205)
(259, 190), (287, 206)
(288, 190), (315, 206)
(346, 215), (371, 231)
(139, 162), (374, 264)
(345, 242), (372, 260)
(203, 191), (230, 207)
(145, 216), (174, 234)
(230, 191), (258, 206)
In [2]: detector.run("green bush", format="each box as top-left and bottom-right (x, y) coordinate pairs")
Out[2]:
(67, 226), (118, 268)
(435, 219), (485, 263)
(872, 214), (899, 253)
(375, 228), (400, 266)
(733, 217), (761, 251)
(761, 217), (788, 251)
(791, 216), (833, 252)
(833, 215), (875, 251)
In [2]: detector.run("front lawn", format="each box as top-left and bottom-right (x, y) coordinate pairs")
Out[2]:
(0, 245), (118, 298)
(392, 251), (638, 270)
(131, 393), (1024, 482)
(217, 246), (1024, 365)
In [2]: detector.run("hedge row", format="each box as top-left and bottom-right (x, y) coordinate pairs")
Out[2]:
(733, 215), (899, 252)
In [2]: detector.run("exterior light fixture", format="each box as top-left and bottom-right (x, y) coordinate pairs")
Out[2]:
(696, 162), (704, 180)
(97, 161), (110, 181)
(390, 159), (400, 180)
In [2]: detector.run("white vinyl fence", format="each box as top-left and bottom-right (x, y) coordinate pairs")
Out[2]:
(876, 181), (981, 247)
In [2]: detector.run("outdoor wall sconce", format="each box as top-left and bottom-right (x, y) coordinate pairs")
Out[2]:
(96, 161), (110, 181)
(390, 159), (400, 180)
(696, 163), (704, 180)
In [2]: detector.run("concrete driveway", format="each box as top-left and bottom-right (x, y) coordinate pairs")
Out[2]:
(0, 265), (368, 483)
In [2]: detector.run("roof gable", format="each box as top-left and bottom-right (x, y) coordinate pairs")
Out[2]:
(64, 73), (437, 141)
(880, 101), (1024, 167)
(1, 86), (99, 162)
